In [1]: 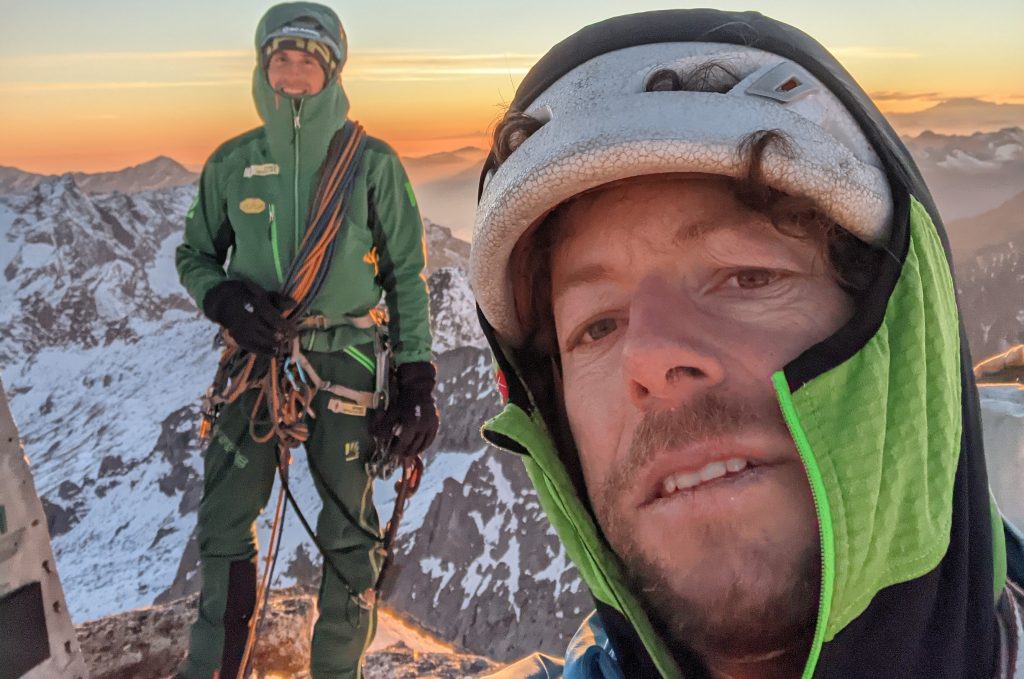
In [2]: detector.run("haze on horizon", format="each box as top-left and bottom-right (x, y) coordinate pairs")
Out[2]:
(2, 0), (1023, 174)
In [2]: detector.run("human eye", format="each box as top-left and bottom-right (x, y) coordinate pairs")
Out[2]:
(724, 268), (783, 290)
(567, 316), (623, 350)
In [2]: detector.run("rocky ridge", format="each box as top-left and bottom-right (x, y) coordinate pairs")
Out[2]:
(76, 587), (497, 679)
(0, 157), (198, 197)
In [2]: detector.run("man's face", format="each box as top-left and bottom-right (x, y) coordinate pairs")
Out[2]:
(267, 48), (327, 96)
(550, 174), (853, 658)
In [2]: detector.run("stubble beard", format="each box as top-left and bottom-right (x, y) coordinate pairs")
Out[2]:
(591, 393), (820, 661)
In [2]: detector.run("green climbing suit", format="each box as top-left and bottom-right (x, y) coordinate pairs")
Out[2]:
(174, 4), (431, 678)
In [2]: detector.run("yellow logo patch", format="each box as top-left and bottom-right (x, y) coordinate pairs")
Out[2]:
(239, 197), (266, 214)
(344, 440), (361, 462)
(329, 399), (367, 417)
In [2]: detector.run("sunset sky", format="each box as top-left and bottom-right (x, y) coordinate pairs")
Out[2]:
(2, 0), (1023, 173)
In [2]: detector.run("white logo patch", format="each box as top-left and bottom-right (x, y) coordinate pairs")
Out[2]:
(243, 163), (280, 178)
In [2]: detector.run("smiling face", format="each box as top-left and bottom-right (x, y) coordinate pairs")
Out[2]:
(267, 48), (327, 96)
(549, 174), (854, 665)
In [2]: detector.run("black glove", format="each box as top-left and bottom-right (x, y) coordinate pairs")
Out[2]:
(203, 279), (296, 355)
(371, 362), (440, 459)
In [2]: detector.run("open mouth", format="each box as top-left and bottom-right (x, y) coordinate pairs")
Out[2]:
(655, 457), (762, 501)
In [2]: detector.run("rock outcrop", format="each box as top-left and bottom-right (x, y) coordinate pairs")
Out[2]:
(76, 588), (497, 678)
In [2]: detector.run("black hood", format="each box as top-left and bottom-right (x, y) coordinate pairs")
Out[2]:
(476, 9), (1021, 678)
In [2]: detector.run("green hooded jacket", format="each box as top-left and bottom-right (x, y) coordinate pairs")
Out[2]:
(176, 2), (432, 365)
(475, 10), (1024, 679)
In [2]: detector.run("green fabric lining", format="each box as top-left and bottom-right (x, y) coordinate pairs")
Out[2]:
(483, 404), (683, 677)
(788, 196), (962, 640)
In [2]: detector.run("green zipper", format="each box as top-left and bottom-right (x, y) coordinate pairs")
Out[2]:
(269, 203), (284, 285)
(293, 98), (303, 254)
(773, 371), (835, 679)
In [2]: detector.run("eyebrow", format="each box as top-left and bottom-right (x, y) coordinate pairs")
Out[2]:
(554, 219), (725, 299)
(554, 213), (782, 301)
(673, 218), (725, 245)
(553, 262), (615, 302)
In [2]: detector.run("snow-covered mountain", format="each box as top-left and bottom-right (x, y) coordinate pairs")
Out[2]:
(955, 241), (1024, 359)
(424, 217), (473, 277)
(947, 190), (1024, 263)
(0, 157), (198, 197)
(0, 176), (196, 364)
(903, 127), (1024, 222)
(0, 176), (586, 663)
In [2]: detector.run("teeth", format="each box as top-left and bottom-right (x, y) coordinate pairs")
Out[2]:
(725, 457), (748, 473)
(661, 458), (751, 497)
(662, 475), (677, 495)
(699, 461), (726, 482)
(673, 470), (703, 490)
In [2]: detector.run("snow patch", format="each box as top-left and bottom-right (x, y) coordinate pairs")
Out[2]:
(17, 242), (56, 270)
(420, 557), (458, 606)
(149, 233), (186, 298)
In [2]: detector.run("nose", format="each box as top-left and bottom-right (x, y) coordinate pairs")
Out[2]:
(622, 278), (725, 409)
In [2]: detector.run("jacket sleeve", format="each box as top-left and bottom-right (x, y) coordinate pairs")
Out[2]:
(367, 145), (434, 365)
(175, 155), (234, 311)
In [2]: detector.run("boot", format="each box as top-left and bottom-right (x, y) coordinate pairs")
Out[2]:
(219, 559), (258, 679)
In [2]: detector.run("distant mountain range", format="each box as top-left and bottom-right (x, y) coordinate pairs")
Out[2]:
(0, 156), (198, 196)
(403, 147), (487, 241)
(4, 126), (1022, 347)
(8, 122), (1018, 243)
(0, 150), (487, 241)
(403, 146), (487, 174)
(886, 98), (1024, 137)
(904, 127), (1024, 222)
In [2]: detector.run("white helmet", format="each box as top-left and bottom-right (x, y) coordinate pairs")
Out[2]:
(472, 41), (893, 346)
